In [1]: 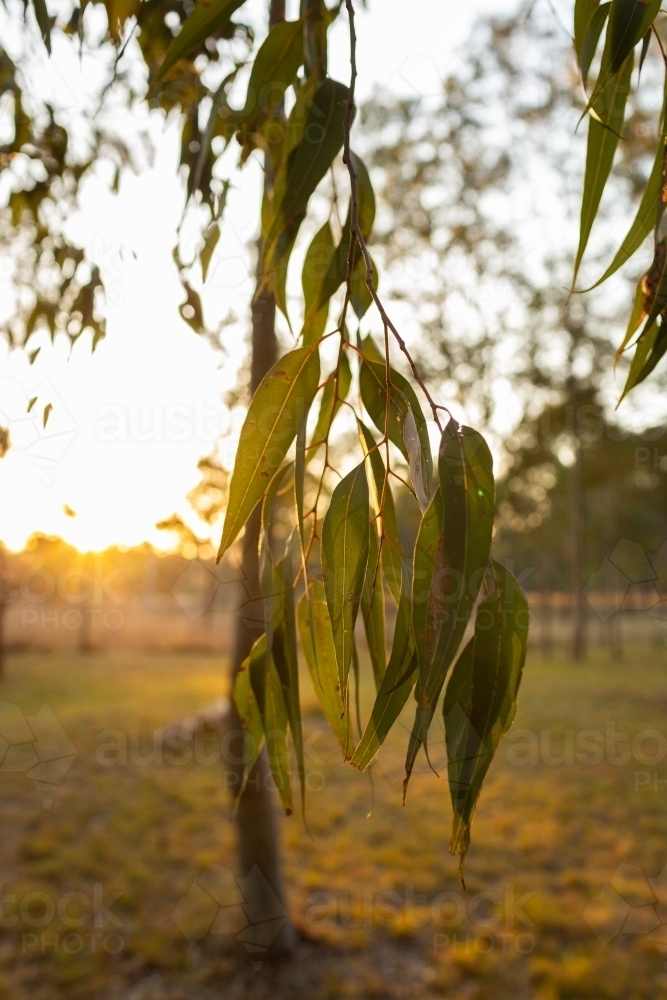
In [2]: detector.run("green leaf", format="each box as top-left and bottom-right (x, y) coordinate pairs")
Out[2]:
(301, 221), (335, 346)
(620, 318), (667, 398)
(351, 584), (417, 771)
(588, 132), (667, 290)
(157, 0), (246, 79)
(264, 657), (294, 815)
(608, 0), (660, 74)
(444, 560), (528, 874)
(321, 462), (370, 705)
(265, 79), (349, 316)
(350, 252), (377, 319)
(574, 0), (603, 67)
(247, 632), (293, 814)
(237, 19), (304, 131)
(403, 406), (429, 511)
(272, 552), (305, 814)
(616, 277), (646, 363)
(200, 222), (220, 282)
(32, 0), (52, 53)
(360, 358), (433, 491)
(219, 342), (321, 558)
(233, 650), (265, 794)
(581, 3), (611, 86)
(298, 579), (350, 756)
(574, 49), (634, 284)
(358, 421), (404, 605)
(404, 421), (495, 800)
(361, 513), (387, 690)
(308, 351), (352, 459)
(315, 152), (376, 312)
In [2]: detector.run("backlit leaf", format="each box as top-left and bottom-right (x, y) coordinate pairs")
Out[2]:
(360, 358), (432, 491)
(358, 421), (404, 604)
(219, 342), (321, 558)
(301, 221), (335, 346)
(581, 2), (610, 86)
(237, 19), (304, 132)
(272, 553), (305, 813)
(361, 513), (387, 690)
(404, 421), (494, 799)
(321, 462), (370, 704)
(574, 48), (634, 284)
(444, 560), (528, 875)
(403, 406), (429, 511)
(233, 651), (264, 795)
(265, 78), (349, 316)
(308, 351), (352, 458)
(351, 584), (417, 771)
(298, 579), (350, 756)
(157, 0), (246, 79)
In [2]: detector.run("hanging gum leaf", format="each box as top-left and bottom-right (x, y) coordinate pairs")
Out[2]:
(315, 151), (376, 313)
(358, 421), (405, 605)
(404, 421), (495, 800)
(298, 580), (350, 756)
(444, 560), (528, 876)
(237, 19), (304, 134)
(588, 77), (667, 292)
(272, 553), (305, 814)
(574, 0), (604, 67)
(264, 78), (349, 317)
(301, 221), (335, 346)
(219, 342), (320, 559)
(321, 462), (370, 705)
(247, 632), (293, 814)
(308, 350), (352, 460)
(350, 584), (417, 772)
(360, 358), (433, 491)
(233, 651), (265, 797)
(607, 0), (660, 74)
(156, 0), (247, 79)
(361, 513), (387, 690)
(574, 45), (634, 284)
(620, 319), (666, 399)
(581, 3), (611, 87)
(403, 406), (430, 512)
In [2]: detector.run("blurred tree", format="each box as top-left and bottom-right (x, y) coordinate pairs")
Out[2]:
(0, 425), (9, 678)
(360, 3), (667, 658)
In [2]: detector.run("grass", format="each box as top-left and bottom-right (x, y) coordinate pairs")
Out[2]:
(1, 646), (667, 998)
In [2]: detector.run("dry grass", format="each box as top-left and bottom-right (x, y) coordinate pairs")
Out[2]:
(1, 647), (667, 998)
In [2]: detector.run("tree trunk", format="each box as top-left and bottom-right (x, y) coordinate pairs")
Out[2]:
(570, 437), (586, 661)
(0, 546), (5, 680)
(221, 0), (294, 957)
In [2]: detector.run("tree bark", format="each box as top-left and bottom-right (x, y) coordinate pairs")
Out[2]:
(221, 0), (294, 957)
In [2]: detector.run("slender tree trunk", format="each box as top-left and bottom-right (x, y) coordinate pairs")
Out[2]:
(570, 437), (586, 661)
(0, 546), (5, 680)
(221, 0), (294, 957)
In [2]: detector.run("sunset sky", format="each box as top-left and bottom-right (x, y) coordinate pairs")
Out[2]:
(1, 0), (571, 553)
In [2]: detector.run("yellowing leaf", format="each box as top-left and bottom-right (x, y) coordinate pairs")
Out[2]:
(219, 343), (321, 559)
(298, 580), (350, 756)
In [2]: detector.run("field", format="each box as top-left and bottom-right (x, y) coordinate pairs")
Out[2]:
(1, 646), (667, 999)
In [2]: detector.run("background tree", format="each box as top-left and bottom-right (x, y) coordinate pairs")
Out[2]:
(1, 0), (533, 944)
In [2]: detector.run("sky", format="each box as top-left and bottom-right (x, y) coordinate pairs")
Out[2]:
(0, 0), (570, 553)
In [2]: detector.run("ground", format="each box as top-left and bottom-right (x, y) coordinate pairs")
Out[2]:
(1, 646), (667, 999)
